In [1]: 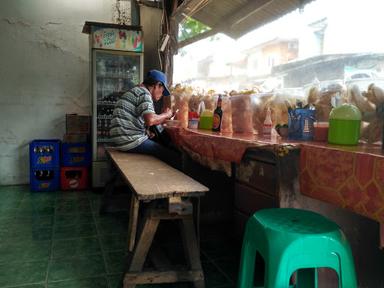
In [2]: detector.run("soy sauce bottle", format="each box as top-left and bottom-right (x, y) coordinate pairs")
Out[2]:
(212, 94), (223, 132)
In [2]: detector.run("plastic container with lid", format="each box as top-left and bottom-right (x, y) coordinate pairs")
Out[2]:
(230, 94), (254, 134)
(328, 103), (361, 145)
(198, 110), (213, 130)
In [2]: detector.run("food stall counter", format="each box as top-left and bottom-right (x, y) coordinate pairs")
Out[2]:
(166, 127), (384, 245)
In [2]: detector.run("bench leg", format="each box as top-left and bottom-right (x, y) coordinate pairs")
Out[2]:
(124, 215), (160, 288)
(179, 217), (205, 288)
(127, 195), (140, 252)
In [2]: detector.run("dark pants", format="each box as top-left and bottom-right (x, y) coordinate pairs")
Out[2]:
(128, 138), (182, 170)
(100, 138), (182, 214)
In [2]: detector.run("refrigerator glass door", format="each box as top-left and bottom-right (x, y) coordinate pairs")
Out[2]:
(92, 49), (143, 161)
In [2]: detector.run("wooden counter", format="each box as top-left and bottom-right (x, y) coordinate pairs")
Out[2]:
(167, 127), (384, 225)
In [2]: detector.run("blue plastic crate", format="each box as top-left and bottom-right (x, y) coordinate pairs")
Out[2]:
(61, 143), (91, 167)
(29, 139), (61, 168)
(30, 167), (60, 192)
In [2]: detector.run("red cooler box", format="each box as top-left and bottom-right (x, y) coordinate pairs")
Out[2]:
(60, 167), (89, 190)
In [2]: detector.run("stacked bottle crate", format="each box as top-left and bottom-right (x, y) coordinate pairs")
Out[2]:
(29, 139), (61, 192)
(60, 143), (91, 190)
(61, 114), (91, 190)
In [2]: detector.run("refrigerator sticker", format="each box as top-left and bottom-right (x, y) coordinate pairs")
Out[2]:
(92, 28), (142, 52)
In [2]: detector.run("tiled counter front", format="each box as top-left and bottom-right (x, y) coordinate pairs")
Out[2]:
(300, 144), (384, 224)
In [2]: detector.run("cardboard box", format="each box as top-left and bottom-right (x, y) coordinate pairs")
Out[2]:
(66, 114), (91, 134)
(63, 133), (88, 143)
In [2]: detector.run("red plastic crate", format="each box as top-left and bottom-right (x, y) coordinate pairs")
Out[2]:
(60, 167), (89, 190)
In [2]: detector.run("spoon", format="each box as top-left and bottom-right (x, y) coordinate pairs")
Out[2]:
(170, 109), (179, 120)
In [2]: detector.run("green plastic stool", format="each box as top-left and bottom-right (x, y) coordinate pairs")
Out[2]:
(237, 208), (357, 288)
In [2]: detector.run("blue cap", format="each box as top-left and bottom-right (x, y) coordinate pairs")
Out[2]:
(146, 69), (170, 96)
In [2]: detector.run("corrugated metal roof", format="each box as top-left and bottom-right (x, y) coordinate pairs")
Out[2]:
(176, 0), (314, 39)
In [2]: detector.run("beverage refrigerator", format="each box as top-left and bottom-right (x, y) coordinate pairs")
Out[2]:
(83, 22), (143, 188)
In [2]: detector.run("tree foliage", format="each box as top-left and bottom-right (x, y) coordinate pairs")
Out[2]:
(178, 17), (210, 42)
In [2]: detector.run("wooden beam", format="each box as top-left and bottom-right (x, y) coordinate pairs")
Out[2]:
(172, 0), (275, 46)
(127, 196), (140, 251)
(180, 218), (205, 288)
(177, 28), (218, 49)
(124, 270), (204, 284)
(138, 0), (163, 9)
(216, 0), (274, 31)
(172, 0), (210, 24)
(147, 208), (191, 219)
(172, 0), (197, 20)
(128, 216), (160, 270)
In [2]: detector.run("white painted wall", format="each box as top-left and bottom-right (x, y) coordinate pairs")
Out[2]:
(0, 0), (116, 185)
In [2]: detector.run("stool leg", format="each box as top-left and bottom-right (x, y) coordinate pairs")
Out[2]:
(179, 217), (205, 288)
(266, 259), (290, 288)
(338, 244), (358, 288)
(237, 230), (257, 288)
(296, 268), (318, 288)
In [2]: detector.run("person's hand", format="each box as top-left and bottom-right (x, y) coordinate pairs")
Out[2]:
(146, 128), (156, 139)
(163, 108), (172, 119)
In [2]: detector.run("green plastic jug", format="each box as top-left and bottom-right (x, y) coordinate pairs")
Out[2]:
(199, 110), (213, 130)
(328, 103), (361, 145)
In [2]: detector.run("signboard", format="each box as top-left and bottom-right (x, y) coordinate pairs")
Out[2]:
(92, 27), (143, 52)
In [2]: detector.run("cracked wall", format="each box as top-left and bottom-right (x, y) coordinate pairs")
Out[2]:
(0, 0), (116, 185)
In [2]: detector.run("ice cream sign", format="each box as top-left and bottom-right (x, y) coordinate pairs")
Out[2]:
(92, 27), (143, 52)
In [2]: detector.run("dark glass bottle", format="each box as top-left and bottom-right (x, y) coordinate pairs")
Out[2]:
(212, 95), (223, 132)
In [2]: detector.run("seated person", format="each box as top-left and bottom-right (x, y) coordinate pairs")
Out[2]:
(109, 69), (180, 169)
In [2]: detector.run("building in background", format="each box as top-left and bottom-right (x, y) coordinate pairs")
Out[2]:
(174, 0), (384, 92)
(189, 37), (299, 91)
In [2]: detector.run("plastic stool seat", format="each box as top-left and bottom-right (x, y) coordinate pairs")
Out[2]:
(238, 208), (357, 288)
(256, 208), (340, 234)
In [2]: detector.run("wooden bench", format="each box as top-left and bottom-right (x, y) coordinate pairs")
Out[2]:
(106, 149), (209, 288)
